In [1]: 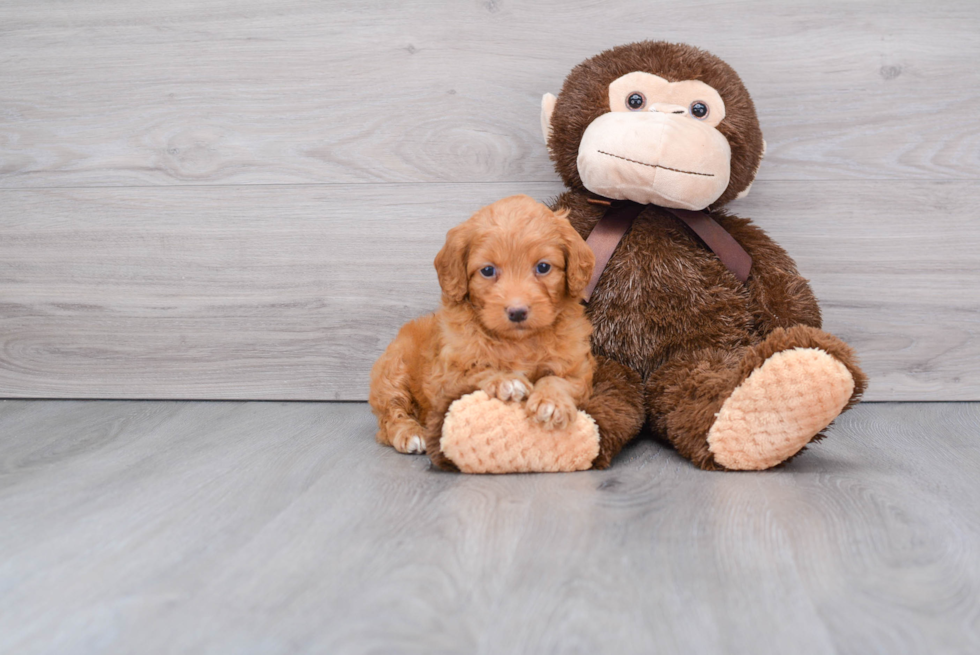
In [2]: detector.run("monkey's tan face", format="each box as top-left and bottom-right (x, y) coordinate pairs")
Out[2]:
(546, 72), (733, 210)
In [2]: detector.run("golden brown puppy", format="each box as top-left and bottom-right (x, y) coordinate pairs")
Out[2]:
(369, 195), (596, 468)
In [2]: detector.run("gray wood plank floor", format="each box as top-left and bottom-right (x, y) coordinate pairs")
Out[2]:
(2, 0), (979, 401)
(1, 400), (978, 654)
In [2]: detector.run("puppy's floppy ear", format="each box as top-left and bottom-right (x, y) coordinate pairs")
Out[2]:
(554, 207), (595, 299)
(434, 222), (472, 303)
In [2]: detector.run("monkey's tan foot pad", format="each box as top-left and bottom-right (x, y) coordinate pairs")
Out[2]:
(707, 347), (855, 471)
(441, 391), (599, 474)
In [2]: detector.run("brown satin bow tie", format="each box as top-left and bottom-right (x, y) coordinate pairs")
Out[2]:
(582, 200), (752, 302)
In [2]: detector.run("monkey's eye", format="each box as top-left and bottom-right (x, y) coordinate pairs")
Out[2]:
(479, 265), (496, 278)
(626, 92), (645, 110)
(535, 261), (552, 275)
(690, 101), (709, 119)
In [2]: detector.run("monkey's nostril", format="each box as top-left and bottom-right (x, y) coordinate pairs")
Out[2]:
(507, 307), (528, 323)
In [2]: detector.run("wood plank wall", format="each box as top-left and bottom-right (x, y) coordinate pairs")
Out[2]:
(1, 0), (977, 400)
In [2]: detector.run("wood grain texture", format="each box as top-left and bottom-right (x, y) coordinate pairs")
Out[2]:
(0, 0), (978, 187)
(2, 180), (977, 401)
(1, 0), (978, 400)
(0, 400), (978, 654)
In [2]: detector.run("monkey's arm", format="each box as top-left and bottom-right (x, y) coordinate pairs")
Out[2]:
(583, 356), (645, 469)
(718, 213), (822, 334)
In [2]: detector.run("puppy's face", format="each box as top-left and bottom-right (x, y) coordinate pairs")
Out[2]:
(467, 226), (567, 337)
(434, 195), (595, 339)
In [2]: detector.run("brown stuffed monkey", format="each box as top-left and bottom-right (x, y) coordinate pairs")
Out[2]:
(438, 41), (866, 472)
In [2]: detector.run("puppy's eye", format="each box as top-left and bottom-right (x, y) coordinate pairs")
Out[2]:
(626, 92), (645, 110)
(479, 265), (496, 278)
(535, 262), (552, 275)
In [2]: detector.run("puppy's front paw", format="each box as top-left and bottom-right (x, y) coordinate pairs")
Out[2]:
(481, 374), (531, 402)
(392, 430), (426, 454)
(526, 391), (576, 430)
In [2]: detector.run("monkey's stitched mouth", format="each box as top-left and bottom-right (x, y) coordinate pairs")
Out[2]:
(597, 150), (714, 177)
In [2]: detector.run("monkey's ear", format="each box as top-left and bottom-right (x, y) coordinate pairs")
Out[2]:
(734, 139), (765, 201)
(540, 93), (557, 145)
(554, 208), (595, 299)
(433, 222), (471, 304)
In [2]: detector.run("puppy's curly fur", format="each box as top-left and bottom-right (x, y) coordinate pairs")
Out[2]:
(369, 195), (597, 470)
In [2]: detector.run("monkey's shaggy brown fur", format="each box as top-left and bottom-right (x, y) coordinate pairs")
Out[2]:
(546, 42), (867, 470)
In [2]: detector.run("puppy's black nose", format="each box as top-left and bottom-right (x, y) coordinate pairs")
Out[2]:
(507, 306), (528, 323)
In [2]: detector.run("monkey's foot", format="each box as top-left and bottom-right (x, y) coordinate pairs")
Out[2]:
(706, 347), (855, 470)
(440, 391), (599, 474)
